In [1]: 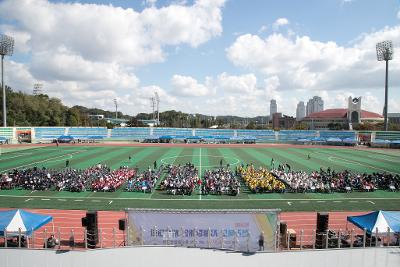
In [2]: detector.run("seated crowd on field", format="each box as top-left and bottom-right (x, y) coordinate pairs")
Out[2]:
(239, 165), (286, 193)
(0, 165), (136, 192)
(202, 168), (240, 196)
(271, 168), (400, 192)
(161, 163), (200, 195)
(125, 167), (163, 193)
(1, 161), (399, 195)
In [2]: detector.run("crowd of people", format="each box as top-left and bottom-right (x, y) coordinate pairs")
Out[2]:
(1, 162), (399, 195)
(239, 165), (286, 193)
(202, 168), (240, 195)
(161, 163), (200, 195)
(271, 167), (400, 193)
(125, 166), (163, 193)
(0, 165), (137, 192)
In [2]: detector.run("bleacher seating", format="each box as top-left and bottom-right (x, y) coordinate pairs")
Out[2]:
(278, 130), (318, 142)
(375, 131), (400, 141)
(111, 127), (150, 140)
(68, 127), (108, 139)
(319, 131), (356, 140)
(195, 129), (235, 137)
(236, 130), (275, 142)
(153, 128), (192, 137)
(34, 127), (65, 140)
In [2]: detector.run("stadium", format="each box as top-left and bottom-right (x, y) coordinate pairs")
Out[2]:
(0, 1), (399, 267)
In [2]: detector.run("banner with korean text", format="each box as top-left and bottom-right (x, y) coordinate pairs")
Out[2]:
(126, 209), (279, 252)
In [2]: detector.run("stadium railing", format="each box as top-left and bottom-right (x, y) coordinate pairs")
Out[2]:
(67, 127), (108, 139)
(34, 127), (66, 140)
(2, 225), (398, 252)
(111, 127), (151, 140)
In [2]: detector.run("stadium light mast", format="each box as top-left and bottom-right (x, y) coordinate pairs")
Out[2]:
(113, 98), (118, 120)
(0, 34), (14, 127)
(154, 92), (160, 126)
(376, 40), (393, 131)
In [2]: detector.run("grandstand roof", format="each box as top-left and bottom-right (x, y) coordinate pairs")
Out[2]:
(304, 109), (383, 119)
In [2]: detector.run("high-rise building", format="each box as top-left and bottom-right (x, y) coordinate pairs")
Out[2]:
(296, 101), (305, 121)
(270, 99), (277, 116)
(306, 96), (324, 116)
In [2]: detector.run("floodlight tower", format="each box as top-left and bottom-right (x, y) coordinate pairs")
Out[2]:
(0, 34), (14, 127)
(113, 98), (118, 120)
(154, 92), (160, 126)
(150, 96), (156, 120)
(376, 40), (393, 131)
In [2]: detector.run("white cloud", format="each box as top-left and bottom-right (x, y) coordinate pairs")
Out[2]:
(0, 0), (225, 114)
(215, 72), (258, 93)
(272, 18), (289, 31)
(258, 25), (268, 34)
(171, 74), (213, 96)
(226, 26), (400, 92)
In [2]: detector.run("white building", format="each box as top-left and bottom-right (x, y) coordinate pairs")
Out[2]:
(270, 99), (277, 116)
(306, 96), (324, 116)
(296, 101), (305, 121)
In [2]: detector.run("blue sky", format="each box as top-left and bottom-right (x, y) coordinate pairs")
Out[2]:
(0, 0), (399, 116)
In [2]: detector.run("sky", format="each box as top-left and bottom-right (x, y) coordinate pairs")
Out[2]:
(0, 0), (399, 117)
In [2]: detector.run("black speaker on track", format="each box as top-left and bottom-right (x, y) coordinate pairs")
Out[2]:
(279, 221), (288, 248)
(315, 212), (329, 249)
(84, 211), (98, 248)
(119, 219), (126, 231)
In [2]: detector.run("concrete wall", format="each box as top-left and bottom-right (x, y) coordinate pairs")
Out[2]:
(0, 246), (399, 267)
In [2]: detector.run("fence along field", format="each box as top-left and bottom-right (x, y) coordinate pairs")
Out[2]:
(0, 144), (399, 211)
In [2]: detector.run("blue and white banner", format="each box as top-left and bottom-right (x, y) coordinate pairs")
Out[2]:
(126, 209), (278, 252)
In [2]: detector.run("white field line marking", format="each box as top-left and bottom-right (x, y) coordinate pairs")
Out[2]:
(0, 152), (33, 161)
(367, 155), (400, 163)
(57, 199), (66, 201)
(367, 201), (375, 205)
(2, 194), (400, 202)
(109, 200), (113, 205)
(74, 199), (83, 202)
(314, 151), (400, 175)
(25, 198), (33, 202)
(333, 201), (342, 203)
(160, 154), (240, 168)
(1, 150), (85, 172)
(41, 199), (50, 201)
(199, 147), (202, 201)
(287, 202), (292, 206)
(149, 149), (182, 199)
(316, 201), (325, 203)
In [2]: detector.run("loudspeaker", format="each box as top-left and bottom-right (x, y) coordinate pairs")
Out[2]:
(81, 217), (88, 227)
(315, 212), (329, 249)
(316, 212), (329, 233)
(279, 221), (288, 248)
(280, 222), (287, 235)
(85, 211), (98, 248)
(119, 219), (126, 231)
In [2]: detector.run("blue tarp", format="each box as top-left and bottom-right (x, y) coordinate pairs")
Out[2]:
(343, 138), (357, 143)
(373, 139), (391, 144)
(0, 209), (53, 236)
(347, 210), (400, 234)
(326, 137), (342, 142)
(58, 135), (74, 140)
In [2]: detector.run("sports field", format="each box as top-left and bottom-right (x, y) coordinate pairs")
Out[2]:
(0, 144), (399, 211)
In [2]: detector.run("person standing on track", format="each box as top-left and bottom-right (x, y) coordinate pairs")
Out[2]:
(154, 160), (157, 170)
(307, 154), (311, 160)
(65, 159), (70, 168)
(270, 158), (275, 169)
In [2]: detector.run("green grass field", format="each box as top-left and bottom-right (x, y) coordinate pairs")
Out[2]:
(0, 144), (399, 211)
